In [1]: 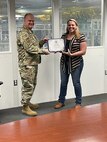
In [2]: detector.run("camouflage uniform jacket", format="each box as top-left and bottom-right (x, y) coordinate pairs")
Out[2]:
(17, 26), (45, 67)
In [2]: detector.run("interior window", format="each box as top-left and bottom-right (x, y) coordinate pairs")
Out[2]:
(0, 0), (9, 52)
(61, 0), (102, 47)
(15, 0), (52, 40)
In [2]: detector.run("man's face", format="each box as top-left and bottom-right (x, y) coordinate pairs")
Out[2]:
(24, 15), (35, 29)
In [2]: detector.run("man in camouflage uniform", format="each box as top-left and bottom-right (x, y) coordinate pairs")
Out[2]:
(17, 13), (49, 116)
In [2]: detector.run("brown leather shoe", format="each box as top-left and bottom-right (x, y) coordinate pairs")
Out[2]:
(54, 102), (65, 109)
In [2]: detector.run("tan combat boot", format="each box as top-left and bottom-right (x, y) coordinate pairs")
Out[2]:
(29, 102), (39, 110)
(22, 105), (37, 116)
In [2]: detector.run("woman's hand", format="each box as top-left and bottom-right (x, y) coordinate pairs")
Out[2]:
(62, 49), (72, 56)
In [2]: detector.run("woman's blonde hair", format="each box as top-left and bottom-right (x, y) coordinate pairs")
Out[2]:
(66, 19), (80, 39)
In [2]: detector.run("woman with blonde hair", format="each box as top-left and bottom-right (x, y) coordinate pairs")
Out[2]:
(54, 19), (87, 109)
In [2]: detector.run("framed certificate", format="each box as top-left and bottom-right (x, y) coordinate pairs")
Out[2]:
(48, 38), (64, 52)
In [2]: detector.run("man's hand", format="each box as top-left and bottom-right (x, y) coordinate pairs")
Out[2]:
(42, 48), (50, 55)
(43, 37), (48, 43)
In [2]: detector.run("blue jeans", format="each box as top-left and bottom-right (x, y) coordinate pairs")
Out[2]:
(58, 60), (84, 105)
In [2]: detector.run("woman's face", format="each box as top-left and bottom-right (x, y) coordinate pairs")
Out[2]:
(67, 20), (77, 33)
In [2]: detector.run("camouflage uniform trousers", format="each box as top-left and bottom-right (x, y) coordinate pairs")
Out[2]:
(19, 65), (38, 105)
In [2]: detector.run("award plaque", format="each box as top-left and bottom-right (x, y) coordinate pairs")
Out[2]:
(48, 38), (64, 52)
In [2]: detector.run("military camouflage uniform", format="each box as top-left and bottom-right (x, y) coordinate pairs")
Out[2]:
(17, 26), (45, 105)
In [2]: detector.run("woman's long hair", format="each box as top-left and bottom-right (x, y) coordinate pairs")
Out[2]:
(66, 19), (81, 39)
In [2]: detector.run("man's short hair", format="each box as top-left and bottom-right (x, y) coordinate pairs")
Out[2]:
(24, 13), (34, 19)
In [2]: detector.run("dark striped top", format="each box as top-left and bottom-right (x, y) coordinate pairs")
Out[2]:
(61, 34), (86, 73)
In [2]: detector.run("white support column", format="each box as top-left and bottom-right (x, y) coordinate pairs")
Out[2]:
(51, 0), (62, 99)
(52, 0), (60, 38)
(103, 0), (107, 92)
(7, 0), (19, 106)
